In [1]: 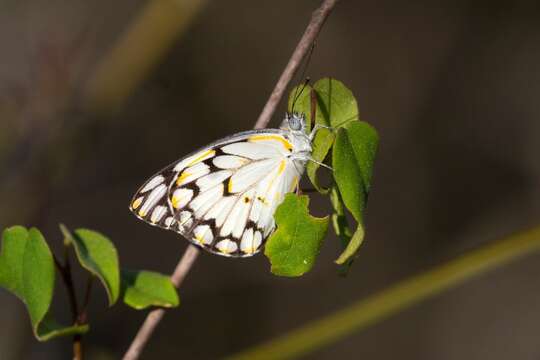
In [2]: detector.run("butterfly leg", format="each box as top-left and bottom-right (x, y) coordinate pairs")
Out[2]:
(308, 158), (333, 171)
(309, 124), (333, 141)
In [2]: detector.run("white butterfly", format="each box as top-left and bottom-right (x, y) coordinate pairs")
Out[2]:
(130, 113), (323, 258)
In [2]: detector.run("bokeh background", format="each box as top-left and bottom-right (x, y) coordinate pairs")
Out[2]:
(1, 0), (540, 359)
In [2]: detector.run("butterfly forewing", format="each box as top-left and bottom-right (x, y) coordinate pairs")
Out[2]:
(130, 129), (302, 257)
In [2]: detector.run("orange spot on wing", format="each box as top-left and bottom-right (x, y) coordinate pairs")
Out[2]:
(187, 149), (215, 167)
(176, 171), (191, 186)
(278, 160), (286, 175)
(244, 247), (256, 254)
(265, 160), (286, 194)
(172, 194), (185, 209)
(195, 235), (205, 245)
(248, 135), (293, 152)
(138, 209), (148, 217)
(131, 197), (143, 209)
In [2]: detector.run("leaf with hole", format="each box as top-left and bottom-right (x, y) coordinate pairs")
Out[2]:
(265, 195), (329, 277)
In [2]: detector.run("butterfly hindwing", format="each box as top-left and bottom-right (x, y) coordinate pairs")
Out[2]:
(130, 129), (302, 257)
(130, 164), (176, 229)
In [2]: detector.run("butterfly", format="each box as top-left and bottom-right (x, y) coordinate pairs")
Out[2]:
(130, 113), (325, 258)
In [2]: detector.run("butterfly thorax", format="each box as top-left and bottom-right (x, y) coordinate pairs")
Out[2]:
(281, 112), (312, 163)
(285, 130), (312, 164)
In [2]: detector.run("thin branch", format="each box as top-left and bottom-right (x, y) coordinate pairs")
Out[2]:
(255, 0), (339, 129)
(122, 1), (339, 359)
(122, 245), (199, 360)
(53, 250), (84, 360)
(73, 335), (83, 360)
(77, 275), (94, 325)
(53, 252), (79, 323)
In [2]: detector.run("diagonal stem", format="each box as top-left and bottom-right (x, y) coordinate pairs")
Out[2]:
(122, 245), (200, 360)
(254, 0), (339, 129)
(122, 1), (339, 359)
(53, 247), (83, 360)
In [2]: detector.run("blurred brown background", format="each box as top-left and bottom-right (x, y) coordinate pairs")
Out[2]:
(1, 0), (540, 359)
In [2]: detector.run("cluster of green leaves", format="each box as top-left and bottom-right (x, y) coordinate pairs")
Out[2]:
(0, 225), (179, 341)
(265, 78), (378, 277)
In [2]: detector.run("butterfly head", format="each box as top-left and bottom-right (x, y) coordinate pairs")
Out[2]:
(282, 112), (307, 133)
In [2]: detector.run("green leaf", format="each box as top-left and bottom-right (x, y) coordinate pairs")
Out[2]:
(332, 121), (378, 223)
(306, 128), (335, 193)
(63, 226), (120, 305)
(332, 121), (378, 264)
(0, 226), (88, 341)
(313, 78), (359, 128)
(121, 269), (179, 310)
(265, 194), (329, 277)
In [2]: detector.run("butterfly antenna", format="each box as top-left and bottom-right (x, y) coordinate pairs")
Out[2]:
(290, 41), (317, 113)
(291, 77), (311, 114)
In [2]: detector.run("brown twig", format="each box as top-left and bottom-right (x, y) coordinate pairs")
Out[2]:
(77, 275), (94, 325)
(122, 1), (339, 359)
(254, 0), (338, 129)
(53, 250), (84, 360)
(122, 245), (200, 360)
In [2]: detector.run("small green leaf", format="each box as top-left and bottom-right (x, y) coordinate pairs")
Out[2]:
(0, 226), (88, 341)
(313, 78), (359, 128)
(265, 194), (329, 277)
(306, 127), (335, 193)
(64, 226), (120, 305)
(121, 269), (179, 310)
